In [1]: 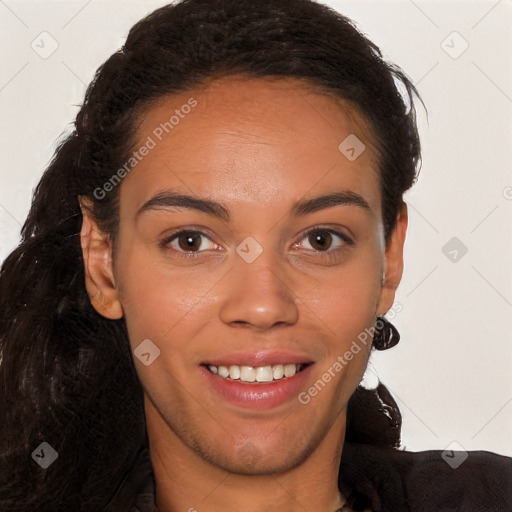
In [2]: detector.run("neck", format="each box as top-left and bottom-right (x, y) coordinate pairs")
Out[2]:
(145, 397), (348, 512)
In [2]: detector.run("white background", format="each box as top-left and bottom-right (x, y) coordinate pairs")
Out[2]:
(1, 0), (511, 456)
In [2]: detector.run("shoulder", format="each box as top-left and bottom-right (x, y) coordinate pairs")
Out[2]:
(340, 442), (512, 512)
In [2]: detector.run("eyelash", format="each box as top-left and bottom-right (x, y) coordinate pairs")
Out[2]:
(159, 227), (354, 263)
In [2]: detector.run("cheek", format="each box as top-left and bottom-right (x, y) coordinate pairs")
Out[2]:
(307, 246), (382, 330)
(116, 253), (218, 403)
(115, 242), (220, 350)
(116, 225), (383, 354)
(305, 243), (382, 390)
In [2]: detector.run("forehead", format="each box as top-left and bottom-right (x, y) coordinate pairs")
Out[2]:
(120, 76), (381, 217)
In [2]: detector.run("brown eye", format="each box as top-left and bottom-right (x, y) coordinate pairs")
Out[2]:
(161, 229), (218, 255)
(308, 230), (333, 251)
(177, 232), (203, 251)
(296, 228), (353, 256)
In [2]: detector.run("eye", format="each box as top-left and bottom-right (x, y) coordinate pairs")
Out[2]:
(160, 227), (353, 261)
(296, 228), (353, 252)
(161, 229), (218, 254)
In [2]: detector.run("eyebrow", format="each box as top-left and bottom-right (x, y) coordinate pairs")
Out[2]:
(135, 189), (372, 222)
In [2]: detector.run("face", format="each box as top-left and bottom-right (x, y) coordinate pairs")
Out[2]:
(81, 75), (406, 475)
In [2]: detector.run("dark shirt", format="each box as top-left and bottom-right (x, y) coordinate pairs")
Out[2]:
(120, 442), (512, 512)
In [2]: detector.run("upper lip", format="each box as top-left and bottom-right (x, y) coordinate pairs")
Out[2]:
(202, 350), (314, 367)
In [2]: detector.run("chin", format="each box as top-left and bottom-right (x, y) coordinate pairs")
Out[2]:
(192, 434), (319, 476)
(209, 451), (310, 476)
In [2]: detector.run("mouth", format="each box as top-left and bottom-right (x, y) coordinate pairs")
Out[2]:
(205, 363), (310, 383)
(199, 354), (314, 410)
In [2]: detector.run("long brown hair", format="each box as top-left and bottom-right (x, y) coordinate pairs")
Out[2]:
(0, 0), (421, 509)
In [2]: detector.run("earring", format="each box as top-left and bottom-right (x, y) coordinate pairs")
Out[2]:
(372, 316), (400, 350)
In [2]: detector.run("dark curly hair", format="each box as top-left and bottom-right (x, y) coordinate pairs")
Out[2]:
(0, 0), (422, 510)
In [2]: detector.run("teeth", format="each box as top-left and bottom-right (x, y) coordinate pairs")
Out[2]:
(218, 365), (229, 378)
(256, 366), (273, 382)
(284, 364), (296, 378)
(207, 363), (305, 382)
(229, 365), (240, 379)
(240, 366), (256, 382)
(272, 364), (284, 380)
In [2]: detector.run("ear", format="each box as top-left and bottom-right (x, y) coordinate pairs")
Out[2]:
(376, 202), (408, 316)
(78, 197), (123, 319)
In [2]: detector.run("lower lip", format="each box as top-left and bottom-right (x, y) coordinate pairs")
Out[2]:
(199, 365), (313, 411)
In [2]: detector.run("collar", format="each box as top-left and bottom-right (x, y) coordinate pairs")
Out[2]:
(114, 442), (512, 512)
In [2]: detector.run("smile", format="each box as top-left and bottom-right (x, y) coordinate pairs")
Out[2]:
(207, 363), (307, 383)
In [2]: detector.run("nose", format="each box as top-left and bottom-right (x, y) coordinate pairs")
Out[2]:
(219, 252), (299, 331)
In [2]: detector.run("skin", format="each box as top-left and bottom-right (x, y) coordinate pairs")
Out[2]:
(80, 75), (407, 512)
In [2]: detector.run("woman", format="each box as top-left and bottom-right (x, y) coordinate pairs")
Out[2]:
(0, 0), (510, 511)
